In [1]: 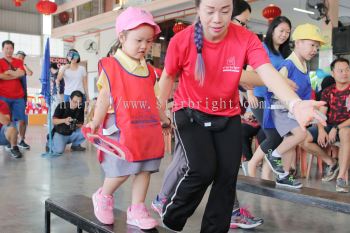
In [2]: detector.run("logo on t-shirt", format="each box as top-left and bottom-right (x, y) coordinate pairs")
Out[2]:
(223, 57), (240, 73)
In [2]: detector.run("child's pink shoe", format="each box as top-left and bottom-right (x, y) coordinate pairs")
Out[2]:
(127, 203), (158, 230)
(92, 187), (114, 225)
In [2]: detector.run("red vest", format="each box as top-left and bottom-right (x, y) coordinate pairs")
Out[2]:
(98, 57), (164, 162)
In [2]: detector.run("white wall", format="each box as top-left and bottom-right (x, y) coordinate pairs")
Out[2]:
(24, 56), (42, 92)
(73, 27), (116, 99)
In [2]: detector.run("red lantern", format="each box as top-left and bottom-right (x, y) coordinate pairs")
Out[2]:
(36, 0), (58, 15)
(58, 11), (70, 25)
(13, 0), (25, 7)
(173, 22), (187, 34)
(262, 4), (281, 23)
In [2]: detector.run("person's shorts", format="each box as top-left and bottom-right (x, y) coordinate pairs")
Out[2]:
(0, 97), (26, 122)
(307, 125), (350, 143)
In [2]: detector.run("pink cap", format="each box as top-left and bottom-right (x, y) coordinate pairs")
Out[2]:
(115, 7), (161, 36)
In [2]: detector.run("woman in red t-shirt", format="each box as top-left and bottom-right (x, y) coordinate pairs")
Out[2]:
(158, 0), (326, 232)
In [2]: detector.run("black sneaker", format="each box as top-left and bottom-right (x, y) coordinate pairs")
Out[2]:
(9, 146), (23, 159)
(4, 144), (11, 152)
(71, 145), (86, 151)
(322, 162), (339, 182)
(18, 140), (30, 150)
(276, 174), (303, 189)
(264, 150), (285, 175)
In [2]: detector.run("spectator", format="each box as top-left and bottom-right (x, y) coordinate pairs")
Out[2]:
(0, 100), (22, 158)
(264, 24), (325, 189)
(0, 40), (30, 150)
(16, 50), (33, 149)
(48, 90), (86, 154)
(56, 49), (89, 104)
(303, 57), (350, 193)
(50, 62), (64, 116)
(247, 16), (293, 180)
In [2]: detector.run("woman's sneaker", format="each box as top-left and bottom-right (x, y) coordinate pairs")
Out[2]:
(92, 188), (114, 224)
(127, 203), (158, 230)
(276, 174), (303, 189)
(230, 208), (263, 229)
(151, 195), (166, 217)
(322, 162), (339, 182)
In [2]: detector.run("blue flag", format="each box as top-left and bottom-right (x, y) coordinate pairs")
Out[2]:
(40, 38), (51, 107)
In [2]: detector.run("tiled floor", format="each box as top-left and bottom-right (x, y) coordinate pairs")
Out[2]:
(0, 126), (349, 233)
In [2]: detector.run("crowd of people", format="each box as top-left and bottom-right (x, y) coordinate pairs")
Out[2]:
(0, 40), (87, 157)
(1, 0), (349, 232)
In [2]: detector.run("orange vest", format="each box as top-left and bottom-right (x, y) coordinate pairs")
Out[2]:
(98, 57), (164, 162)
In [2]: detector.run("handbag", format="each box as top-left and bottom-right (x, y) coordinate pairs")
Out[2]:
(184, 108), (230, 131)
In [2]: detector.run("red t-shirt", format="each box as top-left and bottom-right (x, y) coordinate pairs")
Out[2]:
(164, 23), (270, 116)
(0, 57), (25, 99)
(321, 83), (350, 125)
(0, 100), (10, 129)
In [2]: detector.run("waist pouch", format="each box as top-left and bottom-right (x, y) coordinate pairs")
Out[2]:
(184, 108), (229, 131)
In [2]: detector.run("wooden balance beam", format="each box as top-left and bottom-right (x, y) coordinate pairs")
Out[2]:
(45, 195), (168, 233)
(236, 175), (350, 214)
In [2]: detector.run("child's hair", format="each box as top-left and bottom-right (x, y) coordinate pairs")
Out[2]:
(264, 16), (292, 58)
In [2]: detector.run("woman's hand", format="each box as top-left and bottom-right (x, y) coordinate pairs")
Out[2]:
(292, 100), (326, 130)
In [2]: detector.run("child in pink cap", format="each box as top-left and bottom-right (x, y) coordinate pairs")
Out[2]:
(85, 7), (170, 229)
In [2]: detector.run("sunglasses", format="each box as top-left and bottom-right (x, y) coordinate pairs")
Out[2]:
(233, 18), (247, 27)
(67, 51), (80, 60)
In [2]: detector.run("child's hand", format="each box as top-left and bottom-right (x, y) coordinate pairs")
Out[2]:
(85, 121), (99, 134)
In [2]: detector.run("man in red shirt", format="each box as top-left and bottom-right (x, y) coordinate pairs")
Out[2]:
(304, 57), (350, 193)
(0, 40), (30, 150)
(0, 100), (22, 158)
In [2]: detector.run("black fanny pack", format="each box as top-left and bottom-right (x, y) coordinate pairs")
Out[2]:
(184, 108), (230, 131)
